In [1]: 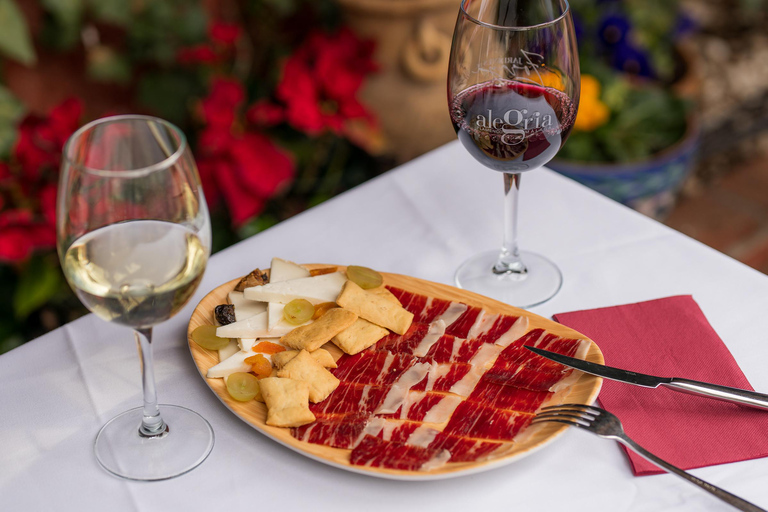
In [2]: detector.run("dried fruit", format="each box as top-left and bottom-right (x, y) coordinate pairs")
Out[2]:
(310, 266), (338, 276)
(252, 341), (286, 354)
(234, 268), (269, 292)
(312, 302), (338, 320)
(214, 304), (236, 325)
(245, 354), (272, 379)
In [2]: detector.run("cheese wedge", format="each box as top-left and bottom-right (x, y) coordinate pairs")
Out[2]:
(206, 350), (253, 379)
(218, 339), (240, 361)
(216, 311), (308, 339)
(268, 258), (311, 332)
(228, 291), (267, 321)
(244, 272), (347, 305)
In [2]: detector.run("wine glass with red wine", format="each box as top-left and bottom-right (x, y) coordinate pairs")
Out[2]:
(448, 0), (580, 308)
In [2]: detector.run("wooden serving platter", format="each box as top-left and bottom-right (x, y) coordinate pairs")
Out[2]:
(187, 266), (604, 480)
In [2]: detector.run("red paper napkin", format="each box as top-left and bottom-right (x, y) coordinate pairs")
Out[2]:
(553, 295), (768, 476)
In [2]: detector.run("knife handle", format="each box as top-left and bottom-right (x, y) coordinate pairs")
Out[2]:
(664, 379), (768, 411)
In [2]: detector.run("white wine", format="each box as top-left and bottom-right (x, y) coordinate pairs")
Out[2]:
(63, 220), (208, 329)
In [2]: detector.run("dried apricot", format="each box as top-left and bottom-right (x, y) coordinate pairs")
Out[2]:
(245, 354), (272, 379)
(312, 302), (338, 320)
(252, 341), (286, 354)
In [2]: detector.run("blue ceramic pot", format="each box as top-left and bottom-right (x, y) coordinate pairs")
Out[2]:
(548, 119), (700, 219)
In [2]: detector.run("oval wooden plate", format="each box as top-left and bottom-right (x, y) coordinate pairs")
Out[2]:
(187, 266), (604, 480)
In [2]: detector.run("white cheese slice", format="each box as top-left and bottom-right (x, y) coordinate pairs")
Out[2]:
(267, 258), (310, 331)
(216, 311), (308, 339)
(243, 272), (347, 305)
(270, 257), (311, 281)
(218, 339), (239, 361)
(228, 291), (267, 321)
(238, 338), (257, 352)
(206, 350), (252, 379)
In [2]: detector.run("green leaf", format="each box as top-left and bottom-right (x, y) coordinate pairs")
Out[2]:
(87, 0), (131, 26)
(13, 255), (63, 320)
(87, 46), (131, 84)
(41, 0), (84, 49)
(0, 0), (37, 65)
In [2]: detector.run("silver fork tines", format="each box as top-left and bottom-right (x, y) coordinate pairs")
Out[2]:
(533, 404), (766, 512)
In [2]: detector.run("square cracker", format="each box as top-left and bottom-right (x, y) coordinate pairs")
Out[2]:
(332, 318), (389, 355)
(336, 281), (413, 335)
(272, 348), (337, 369)
(281, 307), (357, 352)
(277, 350), (340, 403)
(369, 286), (401, 305)
(259, 377), (315, 427)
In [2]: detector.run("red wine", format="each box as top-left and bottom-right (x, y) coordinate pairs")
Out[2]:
(450, 80), (576, 172)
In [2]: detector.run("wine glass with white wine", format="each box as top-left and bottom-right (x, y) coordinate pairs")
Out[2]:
(57, 115), (214, 481)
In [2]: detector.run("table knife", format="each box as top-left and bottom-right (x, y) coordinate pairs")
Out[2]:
(525, 346), (768, 411)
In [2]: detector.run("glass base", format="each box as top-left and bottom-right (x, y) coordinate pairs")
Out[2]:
(455, 249), (562, 309)
(94, 404), (214, 481)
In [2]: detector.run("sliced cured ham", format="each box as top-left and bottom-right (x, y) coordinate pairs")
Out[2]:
(287, 288), (591, 471)
(467, 377), (552, 413)
(309, 382), (390, 416)
(443, 401), (534, 441)
(428, 432), (503, 463)
(350, 434), (450, 471)
(292, 413), (370, 449)
(376, 391), (462, 423)
(332, 351), (422, 386)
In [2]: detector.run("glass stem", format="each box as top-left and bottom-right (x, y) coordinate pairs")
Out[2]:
(494, 172), (528, 276)
(136, 328), (168, 438)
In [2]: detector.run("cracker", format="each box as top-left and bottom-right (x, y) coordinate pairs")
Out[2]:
(332, 318), (389, 355)
(368, 286), (401, 305)
(272, 348), (337, 369)
(336, 281), (413, 335)
(277, 350), (340, 403)
(259, 377), (315, 427)
(281, 307), (358, 352)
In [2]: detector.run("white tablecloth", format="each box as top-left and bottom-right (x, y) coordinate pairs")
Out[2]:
(2, 141), (767, 511)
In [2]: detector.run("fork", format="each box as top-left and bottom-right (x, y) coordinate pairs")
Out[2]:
(533, 404), (766, 512)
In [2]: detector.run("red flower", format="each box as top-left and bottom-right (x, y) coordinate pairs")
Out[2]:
(210, 22), (241, 46)
(14, 98), (83, 181)
(246, 100), (284, 128)
(0, 209), (55, 263)
(201, 78), (245, 130)
(195, 77), (295, 226)
(178, 45), (219, 65)
(275, 28), (377, 137)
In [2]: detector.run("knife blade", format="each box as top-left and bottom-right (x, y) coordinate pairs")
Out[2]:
(526, 346), (768, 411)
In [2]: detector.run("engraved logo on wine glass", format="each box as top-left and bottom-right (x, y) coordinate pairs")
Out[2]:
(468, 50), (545, 81)
(474, 107), (554, 145)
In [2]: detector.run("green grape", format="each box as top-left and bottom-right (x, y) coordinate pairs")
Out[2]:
(346, 265), (383, 289)
(226, 372), (261, 402)
(283, 298), (315, 325)
(191, 325), (230, 350)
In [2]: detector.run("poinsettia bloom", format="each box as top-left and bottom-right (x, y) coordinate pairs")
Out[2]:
(246, 100), (284, 128)
(39, 184), (57, 226)
(209, 22), (241, 46)
(0, 162), (10, 182)
(197, 132), (294, 226)
(276, 28), (377, 136)
(0, 209), (56, 263)
(14, 98), (83, 181)
(177, 45), (219, 65)
(201, 78), (245, 130)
